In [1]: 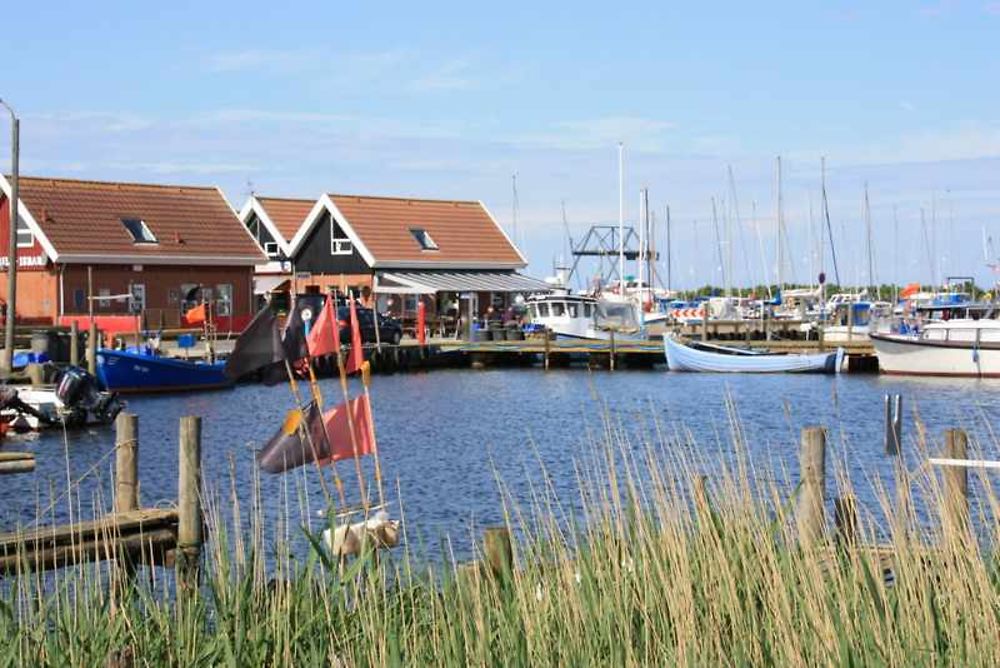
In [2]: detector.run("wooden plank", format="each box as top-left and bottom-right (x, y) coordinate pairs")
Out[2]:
(0, 508), (178, 551)
(0, 452), (35, 462)
(0, 460), (35, 474)
(0, 528), (176, 574)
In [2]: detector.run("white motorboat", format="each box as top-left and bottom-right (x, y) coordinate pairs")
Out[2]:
(527, 292), (644, 341)
(664, 336), (844, 374)
(0, 367), (124, 432)
(871, 319), (1000, 377)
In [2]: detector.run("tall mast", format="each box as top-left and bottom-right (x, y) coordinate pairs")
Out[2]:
(821, 156), (841, 288)
(618, 142), (625, 295)
(776, 156), (784, 294)
(893, 204), (899, 302)
(864, 182), (875, 299)
(638, 188), (646, 301)
(712, 197), (726, 294)
(511, 172), (519, 248)
(753, 199), (772, 299)
(666, 204), (673, 293)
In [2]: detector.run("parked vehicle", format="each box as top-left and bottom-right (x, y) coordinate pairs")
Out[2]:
(337, 306), (403, 345)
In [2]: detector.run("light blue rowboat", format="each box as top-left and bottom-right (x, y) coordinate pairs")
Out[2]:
(664, 336), (844, 374)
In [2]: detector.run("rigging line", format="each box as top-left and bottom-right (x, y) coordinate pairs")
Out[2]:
(821, 157), (842, 286)
(711, 197), (726, 292)
(728, 165), (755, 291)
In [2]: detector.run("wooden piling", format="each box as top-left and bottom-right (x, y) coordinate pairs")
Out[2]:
(543, 331), (551, 371)
(847, 300), (855, 342)
(0, 452), (35, 475)
(609, 331), (617, 371)
(796, 426), (827, 546)
(69, 320), (79, 366)
(834, 495), (858, 548)
(818, 323), (825, 351)
(114, 414), (139, 513)
(177, 416), (203, 589)
(701, 307), (709, 341)
(942, 428), (969, 537)
(87, 320), (97, 376)
(483, 526), (513, 581)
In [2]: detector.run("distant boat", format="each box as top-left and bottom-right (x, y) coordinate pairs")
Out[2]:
(96, 349), (231, 393)
(664, 336), (844, 374)
(871, 319), (1000, 377)
(526, 292), (645, 341)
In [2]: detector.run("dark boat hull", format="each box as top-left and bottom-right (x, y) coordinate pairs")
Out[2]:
(96, 349), (232, 393)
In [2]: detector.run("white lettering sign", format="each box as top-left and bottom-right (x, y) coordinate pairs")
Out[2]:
(0, 255), (47, 269)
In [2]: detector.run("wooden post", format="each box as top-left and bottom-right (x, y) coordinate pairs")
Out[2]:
(609, 330), (616, 371)
(544, 330), (551, 371)
(818, 322), (825, 351)
(0, 452), (35, 475)
(942, 428), (969, 538)
(114, 413), (139, 513)
(483, 526), (513, 581)
(834, 495), (858, 548)
(796, 426), (827, 546)
(701, 305), (709, 341)
(69, 320), (79, 367)
(87, 320), (97, 376)
(847, 301), (854, 342)
(177, 416), (203, 589)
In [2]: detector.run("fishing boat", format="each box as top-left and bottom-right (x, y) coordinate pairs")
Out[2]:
(871, 319), (1000, 377)
(664, 336), (844, 374)
(526, 291), (644, 341)
(0, 367), (123, 431)
(96, 348), (231, 393)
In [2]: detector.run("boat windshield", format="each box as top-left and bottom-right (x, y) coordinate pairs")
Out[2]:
(567, 302), (579, 318)
(552, 302), (566, 317)
(583, 303), (593, 318)
(538, 303), (550, 317)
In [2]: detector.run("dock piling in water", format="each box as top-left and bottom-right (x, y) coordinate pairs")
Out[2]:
(177, 415), (203, 589)
(114, 413), (139, 513)
(483, 526), (513, 582)
(796, 426), (827, 546)
(70, 320), (79, 366)
(87, 321), (97, 375)
(942, 428), (970, 538)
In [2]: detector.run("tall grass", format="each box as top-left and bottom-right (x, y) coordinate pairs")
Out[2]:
(3, 413), (1000, 666)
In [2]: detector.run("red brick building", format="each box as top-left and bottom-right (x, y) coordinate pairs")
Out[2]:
(0, 175), (265, 332)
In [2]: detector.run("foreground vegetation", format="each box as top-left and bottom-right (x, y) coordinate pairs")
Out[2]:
(2, 422), (1000, 666)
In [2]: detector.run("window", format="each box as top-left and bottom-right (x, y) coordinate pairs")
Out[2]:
(216, 284), (233, 316)
(567, 303), (579, 318)
(552, 302), (566, 317)
(15, 216), (33, 248)
(98, 288), (111, 310)
(73, 288), (85, 312)
(120, 218), (157, 244)
(583, 303), (593, 318)
(409, 228), (439, 251)
(264, 241), (279, 257)
(330, 221), (353, 255)
(538, 303), (550, 317)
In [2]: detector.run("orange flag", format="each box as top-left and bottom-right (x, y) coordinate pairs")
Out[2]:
(347, 297), (364, 373)
(307, 295), (340, 358)
(185, 303), (207, 326)
(900, 282), (921, 299)
(321, 394), (374, 463)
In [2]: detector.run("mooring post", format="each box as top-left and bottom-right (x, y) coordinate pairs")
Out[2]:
(701, 306), (709, 341)
(483, 526), (513, 582)
(796, 426), (827, 546)
(177, 415), (203, 590)
(818, 322), (825, 351)
(847, 301), (855, 343)
(609, 330), (617, 371)
(87, 320), (97, 376)
(543, 331), (551, 371)
(834, 495), (858, 548)
(114, 413), (139, 513)
(69, 320), (79, 367)
(942, 428), (969, 538)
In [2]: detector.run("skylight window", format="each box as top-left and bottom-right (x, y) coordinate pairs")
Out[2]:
(120, 218), (157, 244)
(409, 228), (438, 251)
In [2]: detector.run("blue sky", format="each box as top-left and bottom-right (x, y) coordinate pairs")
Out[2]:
(2, 1), (1000, 288)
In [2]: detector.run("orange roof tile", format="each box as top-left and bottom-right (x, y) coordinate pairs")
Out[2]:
(14, 176), (264, 264)
(328, 194), (524, 268)
(255, 196), (314, 242)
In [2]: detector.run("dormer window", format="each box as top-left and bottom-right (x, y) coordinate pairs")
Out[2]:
(330, 220), (352, 255)
(409, 227), (438, 251)
(120, 218), (157, 244)
(15, 216), (33, 248)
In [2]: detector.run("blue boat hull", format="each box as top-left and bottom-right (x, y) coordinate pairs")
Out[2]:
(96, 349), (232, 393)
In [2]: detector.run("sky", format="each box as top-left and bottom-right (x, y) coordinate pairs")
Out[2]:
(2, 1), (999, 289)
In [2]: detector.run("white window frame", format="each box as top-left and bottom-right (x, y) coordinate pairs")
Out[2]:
(264, 241), (280, 257)
(330, 220), (353, 256)
(409, 227), (439, 251)
(14, 217), (33, 248)
(121, 217), (158, 244)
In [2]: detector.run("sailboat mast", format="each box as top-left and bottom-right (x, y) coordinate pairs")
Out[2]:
(864, 182), (875, 299)
(638, 188), (646, 302)
(511, 172), (518, 247)
(776, 156), (784, 294)
(753, 200), (772, 299)
(821, 156), (841, 288)
(666, 205), (673, 293)
(712, 197), (726, 294)
(893, 205), (899, 303)
(618, 142), (625, 295)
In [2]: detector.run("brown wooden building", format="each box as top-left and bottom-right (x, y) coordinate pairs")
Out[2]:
(0, 175), (265, 332)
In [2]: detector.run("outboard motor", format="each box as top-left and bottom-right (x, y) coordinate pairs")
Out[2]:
(55, 366), (124, 426)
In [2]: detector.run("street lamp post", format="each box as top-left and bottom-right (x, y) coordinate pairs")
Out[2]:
(0, 99), (19, 377)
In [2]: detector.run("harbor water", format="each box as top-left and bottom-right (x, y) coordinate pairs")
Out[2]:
(3, 368), (1000, 561)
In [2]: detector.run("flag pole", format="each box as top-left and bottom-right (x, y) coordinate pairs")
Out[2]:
(358, 360), (386, 508)
(283, 358), (337, 506)
(304, 345), (349, 507)
(338, 290), (369, 512)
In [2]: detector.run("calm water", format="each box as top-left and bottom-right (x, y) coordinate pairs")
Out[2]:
(3, 368), (1000, 560)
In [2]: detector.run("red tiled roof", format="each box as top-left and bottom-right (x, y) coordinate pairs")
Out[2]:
(329, 194), (524, 267)
(15, 176), (264, 264)
(256, 196), (314, 242)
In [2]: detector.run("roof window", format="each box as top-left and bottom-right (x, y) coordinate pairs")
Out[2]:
(409, 227), (439, 251)
(120, 218), (157, 244)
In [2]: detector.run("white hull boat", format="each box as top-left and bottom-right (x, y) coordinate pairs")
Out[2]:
(871, 319), (1000, 377)
(527, 293), (644, 341)
(664, 336), (844, 374)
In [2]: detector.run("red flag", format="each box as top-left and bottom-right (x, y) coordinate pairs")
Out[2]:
(184, 303), (207, 326)
(347, 297), (363, 373)
(307, 295), (340, 358)
(416, 300), (426, 345)
(900, 282), (921, 299)
(321, 394), (374, 463)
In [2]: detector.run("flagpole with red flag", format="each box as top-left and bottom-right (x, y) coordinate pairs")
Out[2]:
(336, 289), (369, 510)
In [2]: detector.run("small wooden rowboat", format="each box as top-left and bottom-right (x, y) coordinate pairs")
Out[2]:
(664, 336), (844, 374)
